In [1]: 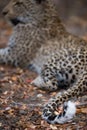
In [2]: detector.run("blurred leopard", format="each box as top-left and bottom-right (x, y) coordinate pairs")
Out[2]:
(1, 0), (87, 124)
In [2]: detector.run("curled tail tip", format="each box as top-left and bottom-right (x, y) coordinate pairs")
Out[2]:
(66, 101), (76, 116)
(42, 101), (76, 124)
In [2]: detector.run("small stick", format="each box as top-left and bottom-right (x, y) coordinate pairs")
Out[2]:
(76, 102), (87, 108)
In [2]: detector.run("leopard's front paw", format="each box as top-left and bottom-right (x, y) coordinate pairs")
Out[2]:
(31, 76), (46, 89)
(31, 76), (58, 91)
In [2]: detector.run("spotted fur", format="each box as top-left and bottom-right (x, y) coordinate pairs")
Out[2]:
(1, 0), (87, 124)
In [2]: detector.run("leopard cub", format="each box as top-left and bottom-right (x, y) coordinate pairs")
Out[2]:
(1, 0), (87, 124)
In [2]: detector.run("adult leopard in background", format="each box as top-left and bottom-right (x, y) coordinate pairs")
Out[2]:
(1, 0), (87, 124)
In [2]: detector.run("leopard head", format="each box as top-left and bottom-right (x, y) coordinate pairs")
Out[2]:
(2, 0), (48, 26)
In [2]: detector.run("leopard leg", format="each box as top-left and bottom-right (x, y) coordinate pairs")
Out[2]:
(0, 47), (13, 64)
(31, 71), (58, 91)
(31, 65), (72, 91)
(0, 47), (18, 66)
(42, 72), (87, 124)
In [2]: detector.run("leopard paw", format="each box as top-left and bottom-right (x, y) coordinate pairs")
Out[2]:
(31, 76), (46, 89)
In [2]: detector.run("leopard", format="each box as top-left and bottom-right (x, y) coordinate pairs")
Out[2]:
(1, 0), (87, 124)
(1, 0), (65, 73)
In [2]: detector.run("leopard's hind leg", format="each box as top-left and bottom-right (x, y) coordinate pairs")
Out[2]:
(42, 71), (87, 124)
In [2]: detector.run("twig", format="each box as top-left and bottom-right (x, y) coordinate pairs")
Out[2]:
(76, 102), (87, 108)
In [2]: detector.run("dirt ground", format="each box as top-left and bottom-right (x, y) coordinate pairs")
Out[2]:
(0, 15), (87, 130)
